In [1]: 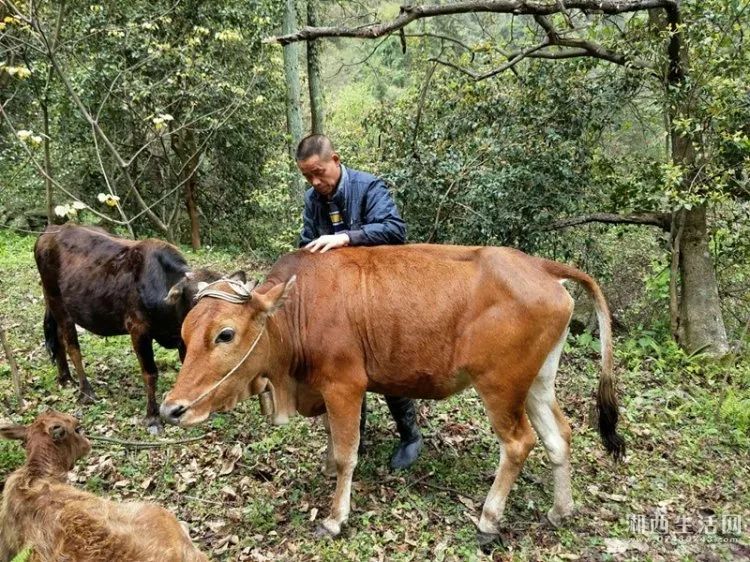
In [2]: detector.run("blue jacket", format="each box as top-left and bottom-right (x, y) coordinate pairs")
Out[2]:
(298, 165), (407, 247)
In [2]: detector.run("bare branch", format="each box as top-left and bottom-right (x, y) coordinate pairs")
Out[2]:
(430, 39), (549, 80)
(268, 1), (675, 45)
(529, 14), (651, 68)
(88, 434), (207, 449)
(90, 124), (135, 237)
(0, 103), (129, 225)
(326, 35), (391, 79)
(404, 32), (476, 57)
(0, 320), (24, 408)
(549, 212), (671, 230)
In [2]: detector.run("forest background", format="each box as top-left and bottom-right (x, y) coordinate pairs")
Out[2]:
(1, 1), (749, 560)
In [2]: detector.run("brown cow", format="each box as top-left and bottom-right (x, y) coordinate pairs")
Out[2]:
(160, 245), (624, 546)
(34, 224), (240, 432)
(0, 411), (208, 562)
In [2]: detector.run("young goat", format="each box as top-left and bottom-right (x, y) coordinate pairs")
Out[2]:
(0, 411), (208, 562)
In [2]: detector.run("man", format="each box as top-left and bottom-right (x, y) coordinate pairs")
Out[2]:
(296, 134), (423, 470)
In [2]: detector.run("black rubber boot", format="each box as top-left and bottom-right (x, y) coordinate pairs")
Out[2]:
(358, 395), (367, 454)
(385, 395), (423, 470)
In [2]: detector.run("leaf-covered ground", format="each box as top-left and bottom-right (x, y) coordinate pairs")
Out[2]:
(0, 230), (748, 561)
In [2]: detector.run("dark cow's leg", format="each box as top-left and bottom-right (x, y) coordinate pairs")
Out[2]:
(59, 320), (96, 403)
(54, 324), (74, 386)
(43, 307), (74, 386)
(130, 329), (162, 434)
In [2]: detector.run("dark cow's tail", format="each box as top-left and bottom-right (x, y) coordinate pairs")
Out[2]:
(43, 308), (60, 363)
(542, 260), (625, 460)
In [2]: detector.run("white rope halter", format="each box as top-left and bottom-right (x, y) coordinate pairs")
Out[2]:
(184, 277), (264, 410)
(194, 277), (256, 304)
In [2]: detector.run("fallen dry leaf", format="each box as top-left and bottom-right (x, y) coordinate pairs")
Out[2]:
(220, 443), (244, 476)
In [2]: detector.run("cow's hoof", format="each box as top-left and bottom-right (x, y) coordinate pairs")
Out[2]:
(58, 375), (74, 387)
(315, 518), (341, 539)
(145, 417), (163, 435)
(545, 506), (574, 528)
(476, 531), (504, 554)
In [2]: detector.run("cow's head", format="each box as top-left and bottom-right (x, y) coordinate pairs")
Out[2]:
(160, 276), (296, 427)
(0, 410), (91, 474)
(165, 269), (246, 321)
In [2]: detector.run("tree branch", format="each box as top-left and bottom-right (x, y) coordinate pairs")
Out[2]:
(268, 1), (675, 45)
(430, 39), (549, 80)
(27, 11), (169, 233)
(405, 32), (476, 58)
(550, 212), (671, 230)
(529, 14), (650, 68)
(88, 434), (207, 449)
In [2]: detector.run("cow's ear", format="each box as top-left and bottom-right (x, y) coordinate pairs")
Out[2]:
(164, 282), (184, 304)
(49, 423), (67, 442)
(0, 424), (27, 441)
(244, 279), (258, 294)
(255, 276), (296, 316)
(228, 270), (246, 283)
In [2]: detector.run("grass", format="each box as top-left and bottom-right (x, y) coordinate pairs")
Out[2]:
(0, 229), (748, 561)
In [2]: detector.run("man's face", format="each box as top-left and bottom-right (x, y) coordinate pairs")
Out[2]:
(297, 153), (342, 198)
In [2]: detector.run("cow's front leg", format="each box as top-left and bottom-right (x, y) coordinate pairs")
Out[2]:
(129, 326), (161, 434)
(317, 385), (364, 538)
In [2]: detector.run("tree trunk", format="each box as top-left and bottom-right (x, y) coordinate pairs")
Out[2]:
(42, 102), (54, 225)
(184, 176), (200, 250)
(182, 128), (201, 250)
(665, 4), (729, 355)
(283, 0), (304, 197)
(676, 206), (728, 354)
(306, 0), (326, 134)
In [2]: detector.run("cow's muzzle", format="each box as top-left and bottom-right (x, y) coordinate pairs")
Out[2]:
(160, 402), (188, 425)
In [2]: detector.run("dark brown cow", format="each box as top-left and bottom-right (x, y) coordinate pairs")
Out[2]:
(160, 245), (624, 546)
(34, 224), (239, 432)
(0, 411), (208, 561)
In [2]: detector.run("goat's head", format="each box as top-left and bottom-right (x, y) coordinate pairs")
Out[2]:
(0, 410), (91, 473)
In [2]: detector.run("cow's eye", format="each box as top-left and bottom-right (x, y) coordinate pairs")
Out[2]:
(75, 425), (84, 434)
(215, 328), (235, 344)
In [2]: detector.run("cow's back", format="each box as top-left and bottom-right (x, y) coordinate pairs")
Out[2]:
(268, 245), (574, 398)
(34, 225), (187, 338)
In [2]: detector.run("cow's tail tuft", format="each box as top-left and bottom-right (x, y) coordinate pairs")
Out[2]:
(543, 260), (625, 460)
(43, 308), (60, 363)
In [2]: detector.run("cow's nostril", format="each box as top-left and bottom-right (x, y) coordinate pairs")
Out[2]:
(171, 404), (187, 418)
(161, 403), (187, 424)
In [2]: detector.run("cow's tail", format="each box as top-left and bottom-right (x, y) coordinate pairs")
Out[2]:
(43, 308), (60, 363)
(542, 260), (625, 460)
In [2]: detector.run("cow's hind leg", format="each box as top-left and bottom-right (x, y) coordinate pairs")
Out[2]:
(317, 384), (364, 538)
(130, 328), (162, 434)
(43, 308), (73, 386)
(474, 380), (537, 549)
(526, 330), (574, 527)
(59, 319), (95, 402)
(54, 323), (74, 386)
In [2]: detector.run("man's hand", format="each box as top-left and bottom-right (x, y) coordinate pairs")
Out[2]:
(305, 233), (350, 253)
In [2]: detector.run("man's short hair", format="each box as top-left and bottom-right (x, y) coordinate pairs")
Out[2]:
(296, 134), (335, 161)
